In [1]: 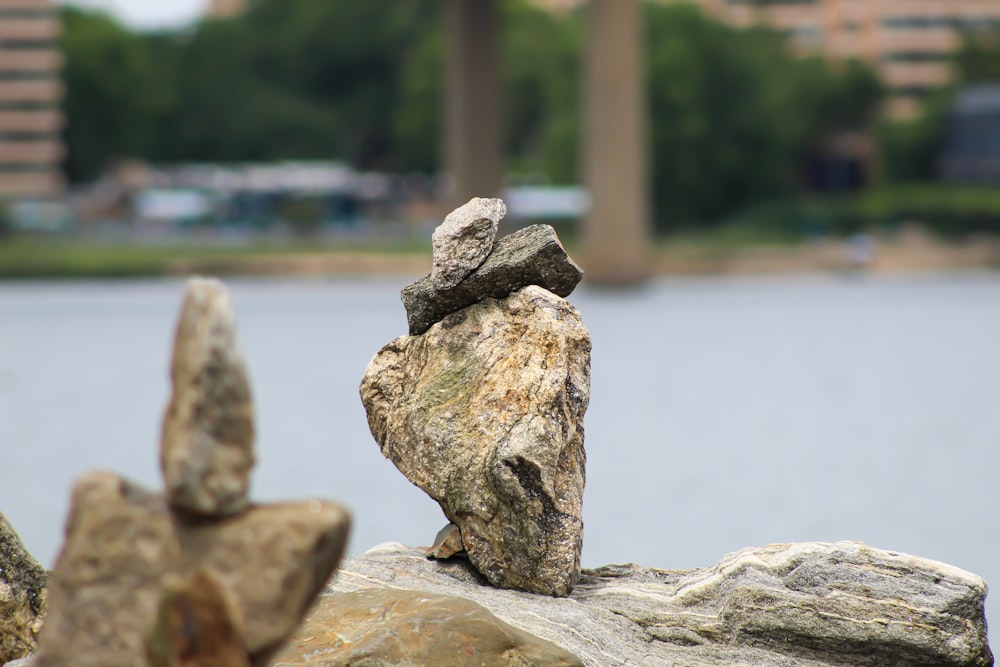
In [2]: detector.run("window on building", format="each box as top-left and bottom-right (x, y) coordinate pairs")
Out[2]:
(882, 51), (950, 63)
(882, 16), (953, 30)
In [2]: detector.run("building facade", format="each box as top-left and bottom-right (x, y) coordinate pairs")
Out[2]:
(0, 0), (62, 198)
(533, 0), (1000, 117)
(210, 0), (247, 19)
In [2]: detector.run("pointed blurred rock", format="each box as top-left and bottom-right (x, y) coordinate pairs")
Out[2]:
(362, 286), (590, 596)
(402, 224), (583, 335)
(161, 277), (255, 517)
(178, 501), (351, 665)
(0, 512), (48, 664)
(431, 197), (504, 288)
(276, 588), (583, 667)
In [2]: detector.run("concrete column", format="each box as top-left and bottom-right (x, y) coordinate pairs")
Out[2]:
(445, 0), (502, 206)
(583, 0), (651, 285)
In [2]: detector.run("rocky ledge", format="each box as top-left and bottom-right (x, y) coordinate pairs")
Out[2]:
(276, 541), (992, 667)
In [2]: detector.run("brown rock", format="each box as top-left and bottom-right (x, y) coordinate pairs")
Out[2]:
(34, 473), (350, 667)
(426, 523), (465, 560)
(0, 512), (48, 664)
(161, 277), (255, 516)
(362, 286), (591, 596)
(274, 588), (583, 667)
(178, 501), (351, 664)
(147, 569), (250, 667)
(35, 473), (181, 667)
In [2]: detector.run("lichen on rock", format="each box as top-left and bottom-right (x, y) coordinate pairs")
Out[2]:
(0, 512), (48, 664)
(362, 286), (590, 597)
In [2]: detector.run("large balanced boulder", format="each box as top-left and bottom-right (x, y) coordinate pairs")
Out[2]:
(309, 541), (993, 667)
(275, 588), (583, 667)
(0, 513), (47, 664)
(362, 285), (591, 597)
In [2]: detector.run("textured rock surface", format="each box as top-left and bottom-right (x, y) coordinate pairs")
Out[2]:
(362, 286), (591, 596)
(161, 277), (255, 516)
(0, 513), (47, 664)
(275, 588), (584, 667)
(34, 473), (350, 667)
(431, 197), (505, 288)
(401, 224), (583, 335)
(321, 542), (993, 667)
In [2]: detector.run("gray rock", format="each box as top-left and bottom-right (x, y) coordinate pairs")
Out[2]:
(431, 197), (505, 288)
(324, 541), (993, 667)
(0, 513), (47, 664)
(161, 277), (255, 516)
(275, 588), (583, 667)
(362, 286), (591, 596)
(402, 224), (583, 335)
(4, 659), (34, 667)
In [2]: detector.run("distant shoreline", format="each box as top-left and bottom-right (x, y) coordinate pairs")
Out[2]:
(0, 236), (997, 280)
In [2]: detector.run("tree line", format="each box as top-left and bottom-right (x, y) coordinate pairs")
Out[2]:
(61, 0), (887, 229)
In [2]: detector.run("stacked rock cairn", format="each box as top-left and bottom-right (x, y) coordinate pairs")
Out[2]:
(361, 197), (591, 597)
(31, 278), (351, 667)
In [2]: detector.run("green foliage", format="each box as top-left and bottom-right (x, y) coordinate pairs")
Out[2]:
(60, 7), (178, 180)
(58, 1), (885, 231)
(644, 3), (882, 229)
(737, 185), (1000, 239)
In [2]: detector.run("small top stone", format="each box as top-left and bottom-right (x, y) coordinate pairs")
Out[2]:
(161, 277), (255, 516)
(430, 197), (505, 288)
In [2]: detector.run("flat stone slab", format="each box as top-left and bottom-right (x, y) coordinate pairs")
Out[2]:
(401, 224), (583, 335)
(318, 541), (992, 667)
(275, 588), (583, 666)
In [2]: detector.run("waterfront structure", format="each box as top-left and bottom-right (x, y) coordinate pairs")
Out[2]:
(533, 0), (1000, 117)
(0, 0), (62, 198)
(210, 0), (246, 19)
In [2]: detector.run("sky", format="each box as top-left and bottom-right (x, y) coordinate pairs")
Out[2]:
(59, 0), (208, 30)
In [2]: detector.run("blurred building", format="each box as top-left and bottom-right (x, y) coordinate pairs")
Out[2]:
(0, 0), (62, 198)
(939, 84), (1000, 183)
(210, 0), (246, 19)
(533, 0), (1000, 118)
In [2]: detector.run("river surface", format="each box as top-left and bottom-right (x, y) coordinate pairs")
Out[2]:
(2, 273), (999, 624)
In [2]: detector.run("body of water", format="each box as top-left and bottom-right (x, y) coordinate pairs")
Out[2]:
(1, 273), (998, 623)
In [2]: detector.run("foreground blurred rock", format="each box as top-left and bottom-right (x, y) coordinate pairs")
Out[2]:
(0, 513), (46, 664)
(281, 541), (992, 667)
(161, 278), (255, 516)
(362, 286), (590, 596)
(30, 278), (351, 667)
(275, 588), (583, 667)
